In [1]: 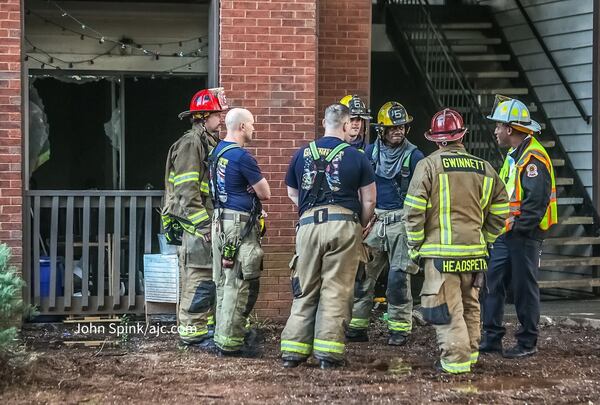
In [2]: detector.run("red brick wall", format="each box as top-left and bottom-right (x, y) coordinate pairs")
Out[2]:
(219, 0), (318, 320)
(0, 0), (22, 269)
(318, 0), (371, 121)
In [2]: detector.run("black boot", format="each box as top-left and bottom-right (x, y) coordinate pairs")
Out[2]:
(345, 328), (369, 342)
(479, 339), (502, 353)
(387, 332), (408, 346)
(319, 359), (341, 370)
(282, 359), (301, 368)
(503, 344), (538, 359)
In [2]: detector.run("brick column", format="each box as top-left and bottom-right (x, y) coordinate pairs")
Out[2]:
(0, 0), (22, 269)
(220, 0), (318, 320)
(318, 0), (371, 120)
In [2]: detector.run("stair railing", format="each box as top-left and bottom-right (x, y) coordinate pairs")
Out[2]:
(513, 0), (590, 124)
(383, 0), (503, 166)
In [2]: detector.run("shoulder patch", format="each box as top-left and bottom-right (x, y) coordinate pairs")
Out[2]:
(526, 163), (538, 178)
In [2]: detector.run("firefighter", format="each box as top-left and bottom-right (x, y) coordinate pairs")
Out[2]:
(346, 101), (425, 345)
(481, 96), (557, 358)
(339, 94), (371, 150)
(280, 103), (376, 369)
(162, 87), (228, 345)
(404, 108), (509, 374)
(210, 108), (271, 355)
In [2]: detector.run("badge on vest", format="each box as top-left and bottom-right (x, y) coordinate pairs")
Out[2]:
(526, 163), (538, 178)
(433, 258), (488, 273)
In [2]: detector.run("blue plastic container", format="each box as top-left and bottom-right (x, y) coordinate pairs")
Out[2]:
(40, 256), (64, 297)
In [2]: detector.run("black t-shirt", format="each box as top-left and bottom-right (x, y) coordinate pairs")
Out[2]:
(285, 136), (375, 217)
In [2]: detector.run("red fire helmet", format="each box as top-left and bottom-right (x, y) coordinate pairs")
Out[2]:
(424, 108), (467, 142)
(178, 87), (229, 120)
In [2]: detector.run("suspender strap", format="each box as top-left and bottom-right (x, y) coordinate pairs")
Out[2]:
(307, 141), (351, 208)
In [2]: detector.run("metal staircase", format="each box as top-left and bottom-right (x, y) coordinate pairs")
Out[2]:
(378, 0), (600, 296)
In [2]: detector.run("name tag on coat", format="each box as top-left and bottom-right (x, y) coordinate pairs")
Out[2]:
(433, 258), (488, 273)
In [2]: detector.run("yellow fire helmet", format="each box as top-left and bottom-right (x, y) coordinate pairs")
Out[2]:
(377, 101), (414, 127)
(339, 94), (372, 120)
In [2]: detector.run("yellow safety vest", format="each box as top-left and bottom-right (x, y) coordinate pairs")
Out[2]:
(499, 137), (557, 232)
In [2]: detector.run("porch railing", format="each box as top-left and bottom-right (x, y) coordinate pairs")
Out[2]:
(384, 0), (503, 167)
(23, 190), (164, 316)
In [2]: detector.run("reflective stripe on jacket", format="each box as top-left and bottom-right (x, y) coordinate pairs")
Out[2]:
(498, 136), (557, 232)
(162, 123), (218, 235)
(404, 144), (509, 259)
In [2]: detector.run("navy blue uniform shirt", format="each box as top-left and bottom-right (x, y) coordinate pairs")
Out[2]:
(285, 136), (375, 217)
(364, 143), (424, 210)
(212, 141), (264, 212)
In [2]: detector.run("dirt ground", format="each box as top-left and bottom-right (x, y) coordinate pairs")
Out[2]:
(1, 316), (599, 404)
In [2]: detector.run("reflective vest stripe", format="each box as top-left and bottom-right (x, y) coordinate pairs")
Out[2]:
(188, 209), (209, 225)
(313, 339), (345, 354)
(502, 137), (558, 232)
(440, 359), (471, 374)
(281, 340), (312, 355)
(418, 243), (488, 257)
(483, 230), (501, 243)
(480, 176), (493, 210)
(200, 181), (210, 194)
(179, 327), (208, 338)
(490, 202), (510, 216)
(214, 334), (244, 349)
(405, 194), (427, 211)
(387, 320), (412, 332)
(349, 318), (369, 329)
(439, 174), (452, 245)
(470, 351), (479, 365)
(173, 171), (200, 186)
(406, 228), (425, 243)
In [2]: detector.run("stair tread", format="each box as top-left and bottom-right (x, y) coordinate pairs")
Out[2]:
(464, 71), (519, 78)
(555, 177), (574, 186)
(553, 158), (565, 167)
(560, 216), (594, 225)
(448, 38), (502, 45)
(439, 88), (528, 95)
(540, 256), (600, 267)
(540, 140), (555, 148)
(440, 22), (493, 30)
(557, 197), (583, 205)
(457, 54), (511, 61)
(544, 236), (600, 246)
(539, 278), (600, 289)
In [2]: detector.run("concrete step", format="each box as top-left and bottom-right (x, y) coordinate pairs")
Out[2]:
(560, 216), (594, 225)
(464, 71), (519, 79)
(557, 197), (583, 205)
(555, 177), (574, 186)
(544, 237), (600, 246)
(541, 256), (600, 267)
(538, 278), (600, 289)
(553, 158), (565, 167)
(440, 22), (493, 30)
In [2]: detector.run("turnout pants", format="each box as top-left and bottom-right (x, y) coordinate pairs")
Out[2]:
(212, 209), (263, 352)
(420, 259), (481, 374)
(482, 233), (542, 349)
(350, 208), (414, 334)
(177, 232), (215, 344)
(281, 205), (366, 363)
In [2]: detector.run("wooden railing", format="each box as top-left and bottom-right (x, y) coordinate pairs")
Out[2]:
(23, 190), (164, 315)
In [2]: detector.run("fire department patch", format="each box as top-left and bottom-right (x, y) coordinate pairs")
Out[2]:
(526, 163), (538, 178)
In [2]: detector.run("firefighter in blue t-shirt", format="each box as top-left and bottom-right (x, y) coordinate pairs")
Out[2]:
(280, 103), (376, 369)
(346, 101), (425, 346)
(210, 108), (271, 355)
